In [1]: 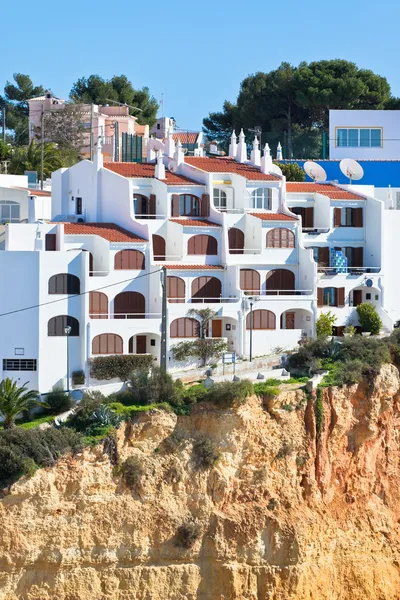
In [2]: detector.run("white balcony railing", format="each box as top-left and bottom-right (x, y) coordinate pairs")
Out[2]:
(241, 289), (313, 297)
(168, 297), (240, 304)
(89, 312), (162, 319)
(318, 267), (381, 275)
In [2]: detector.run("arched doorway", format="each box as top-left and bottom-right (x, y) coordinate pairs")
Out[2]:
(114, 291), (145, 319)
(266, 269), (295, 295)
(89, 291), (108, 319)
(191, 276), (222, 303)
(167, 276), (185, 303)
(228, 228), (244, 254)
(240, 269), (260, 295)
(153, 234), (166, 261)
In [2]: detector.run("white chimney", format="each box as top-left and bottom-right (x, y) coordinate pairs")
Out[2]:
(228, 131), (237, 158)
(276, 142), (283, 161)
(164, 126), (176, 158)
(174, 139), (185, 166)
(261, 143), (273, 174)
(155, 150), (166, 179)
(250, 136), (261, 167)
(236, 128), (247, 163)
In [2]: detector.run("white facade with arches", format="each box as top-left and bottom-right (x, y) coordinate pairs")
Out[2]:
(0, 131), (399, 391)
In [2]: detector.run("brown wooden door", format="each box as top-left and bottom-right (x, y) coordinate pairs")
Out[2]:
(285, 312), (295, 330)
(266, 269), (295, 295)
(114, 291), (145, 319)
(353, 290), (363, 306)
(212, 320), (222, 338)
(240, 269), (260, 295)
(167, 276), (185, 303)
(191, 276), (221, 302)
(228, 228), (244, 254)
(89, 291), (108, 319)
(152, 234), (166, 261)
(45, 233), (56, 251)
(188, 235), (217, 255)
(136, 335), (147, 354)
(114, 249), (145, 270)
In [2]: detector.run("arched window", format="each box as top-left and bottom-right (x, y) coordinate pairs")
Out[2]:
(213, 189), (227, 210)
(114, 249), (145, 270)
(228, 228), (244, 254)
(152, 234), (166, 261)
(266, 228), (295, 249)
(246, 310), (276, 330)
(251, 188), (271, 210)
(266, 269), (295, 295)
(191, 276), (222, 303)
(187, 235), (218, 255)
(179, 194), (200, 217)
(0, 200), (20, 223)
(89, 291), (108, 319)
(134, 194), (149, 217)
(92, 333), (123, 355)
(48, 315), (79, 336)
(167, 276), (185, 303)
(114, 291), (145, 319)
(170, 317), (200, 338)
(48, 274), (80, 295)
(240, 269), (260, 295)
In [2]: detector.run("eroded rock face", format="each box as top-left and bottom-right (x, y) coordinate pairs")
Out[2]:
(1, 365), (400, 599)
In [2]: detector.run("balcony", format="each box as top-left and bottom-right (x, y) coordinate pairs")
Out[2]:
(241, 289), (313, 298)
(167, 296), (240, 304)
(318, 266), (381, 277)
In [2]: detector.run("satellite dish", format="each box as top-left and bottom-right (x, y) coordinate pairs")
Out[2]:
(340, 159), (364, 183)
(270, 164), (283, 177)
(304, 161), (327, 182)
(168, 160), (178, 173)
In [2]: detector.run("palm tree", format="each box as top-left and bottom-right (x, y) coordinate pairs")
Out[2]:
(187, 308), (218, 338)
(9, 140), (62, 178)
(0, 378), (43, 429)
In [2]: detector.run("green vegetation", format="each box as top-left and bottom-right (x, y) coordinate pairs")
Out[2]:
(207, 379), (253, 408)
(72, 370), (85, 386)
(44, 388), (74, 415)
(172, 338), (228, 367)
(9, 141), (63, 178)
(192, 438), (220, 470)
(316, 311), (337, 338)
(275, 162), (305, 181)
(89, 354), (153, 381)
(315, 389), (324, 437)
(121, 456), (144, 491)
(18, 415), (55, 430)
(0, 379), (44, 429)
(356, 303), (382, 335)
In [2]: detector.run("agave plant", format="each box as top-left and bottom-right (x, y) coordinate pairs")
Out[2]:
(90, 404), (122, 428)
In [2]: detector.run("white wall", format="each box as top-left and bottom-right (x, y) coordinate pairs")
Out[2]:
(329, 110), (400, 160)
(0, 175), (28, 188)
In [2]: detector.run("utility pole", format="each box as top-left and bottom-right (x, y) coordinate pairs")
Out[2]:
(160, 266), (168, 371)
(40, 109), (44, 190)
(90, 103), (94, 161)
(2, 105), (5, 142)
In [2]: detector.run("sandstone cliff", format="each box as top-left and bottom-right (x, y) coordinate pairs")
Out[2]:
(1, 365), (400, 599)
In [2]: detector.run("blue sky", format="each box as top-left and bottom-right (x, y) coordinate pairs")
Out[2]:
(1, 0), (399, 130)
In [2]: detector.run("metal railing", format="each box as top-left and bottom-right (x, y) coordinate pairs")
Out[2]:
(89, 312), (162, 319)
(173, 296), (240, 304)
(135, 214), (167, 219)
(241, 289), (313, 296)
(318, 267), (381, 275)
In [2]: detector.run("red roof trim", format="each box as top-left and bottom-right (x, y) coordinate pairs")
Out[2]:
(105, 162), (199, 185)
(249, 212), (297, 221)
(169, 219), (220, 227)
(158, 264), (224, 270)
(63, 222), (147, 242)
(185, 157), (280, 181)
(286, 182), (364, 200)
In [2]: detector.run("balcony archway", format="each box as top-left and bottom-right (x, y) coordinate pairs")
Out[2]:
(114, 291), (145, 319)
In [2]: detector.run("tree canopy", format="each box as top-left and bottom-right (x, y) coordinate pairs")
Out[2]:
(0, 73), (45, 144)
(203, 60), (396, 158)
(70, 74), (159, 127)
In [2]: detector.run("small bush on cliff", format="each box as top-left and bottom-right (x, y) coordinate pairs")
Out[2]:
(89, 354), (153, 381)
(175, 520), (201, 549)
(128, 367), (184, 408)
(65, 391), (106, 431)
(121, 456), (144, 490)
(287, 338), (330, 376)
(207, 380), (253, 408)
(356, 303), (382, 335)
(45, 388), (74, 415)
(192, 437), (220, 470)
(315, 389), (324, 437)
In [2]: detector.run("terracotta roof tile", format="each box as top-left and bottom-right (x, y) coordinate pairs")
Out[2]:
(185, 156), (279, 181)
(158, 264), (224, 270)
(286, 182), (364, 200)
(249, 212), (297, 221)
(13, 187), (51, 196)
(105, 162), (199, 185)
(172, 132), (200, 144)
(63, 222), (147, 242)
(169, 219), (220, 227)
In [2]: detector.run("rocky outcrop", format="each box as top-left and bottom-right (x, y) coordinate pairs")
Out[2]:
(1, 365), (400, 599)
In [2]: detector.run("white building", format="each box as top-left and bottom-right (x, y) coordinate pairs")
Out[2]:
(1, 134), (400, 392)
(329, 109), (400, 160)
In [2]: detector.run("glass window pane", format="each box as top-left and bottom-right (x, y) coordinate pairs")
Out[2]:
(360, 129), (370, 147)
(11, 205), (20, 219)
(337, 129), (347, 147)
(371, 129), (381, 147)
(348, 129), (359, 147)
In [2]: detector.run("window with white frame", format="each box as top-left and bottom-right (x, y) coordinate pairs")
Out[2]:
(0, 201), (20, 223)
(3, 359), (37, 371)
(251, 187), (271, 209)
(213, 188), (227, 210)
(336, 128), (382, 148)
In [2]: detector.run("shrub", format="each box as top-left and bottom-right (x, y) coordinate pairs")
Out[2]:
(175, 520), (201, 549)
(65, 391), (106, 432)
(103, 433), (119, 466)
(128, 367), (184, 408)
(192, 438), (220, 470)
(267, 497), (279, 510)
(356, 303), (382, 335)
(72, 370), (85, 386)
(89, 355), (153, 381)
(275, 162), (305, 182)
(207, 380), (253, 408)
(287, 338), (330, 376)
(275, 442), (294, 460)
(171, 338), (228, 367)
(121, 456), (144, 490)
(45, 388), (74, 415)
(254, 382), (280, 399)
(316, 311), (336, 338)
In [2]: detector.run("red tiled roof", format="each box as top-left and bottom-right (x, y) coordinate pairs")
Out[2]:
(105, 162), (199, 185)
(185, 157), (279, 181)
(286, 182), (364, 200)
(170, 219), (220, 227)
(13, 187), (51, 196)
(158, 264), (224, 270)
(63, 222), (147, 242)
(172, 132), (200, 144)
(249, 212), (297, 221)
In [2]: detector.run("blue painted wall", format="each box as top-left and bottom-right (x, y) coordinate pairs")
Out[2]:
(282, 160), (400, 187)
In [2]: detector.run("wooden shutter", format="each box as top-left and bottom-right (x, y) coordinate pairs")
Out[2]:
(319, 247), (330, 267)
(353, 290), (363, 306)
(171, 194), (180, 217)
(247, 310), (275, 330)
(114, 250), (145, 270)
(92, 333), (122, 355)
(167, 276), (185, 303)
(45, 233), (56, 251)
(337, 287), (345, 308)
(89, 291), (108, 318)
(353, 247), (363, 267)
(114, 292), (145, 319)
(152, 235), (166, 261)
(240, 269), (260, 295)
(206, 236), (217, 255)
(192, 276), (221, 302)
(334, 208), (341, 227)
(170, 317), (199, 338)
(353, 208), (363, 228)
(266, 269), (294, 294)
(149, 194), (156, 217)
(201, 194), (210, 217)
(228, 228), (244, 254)
(304, 207), (314, 228)
(317, 288), (324, 307)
